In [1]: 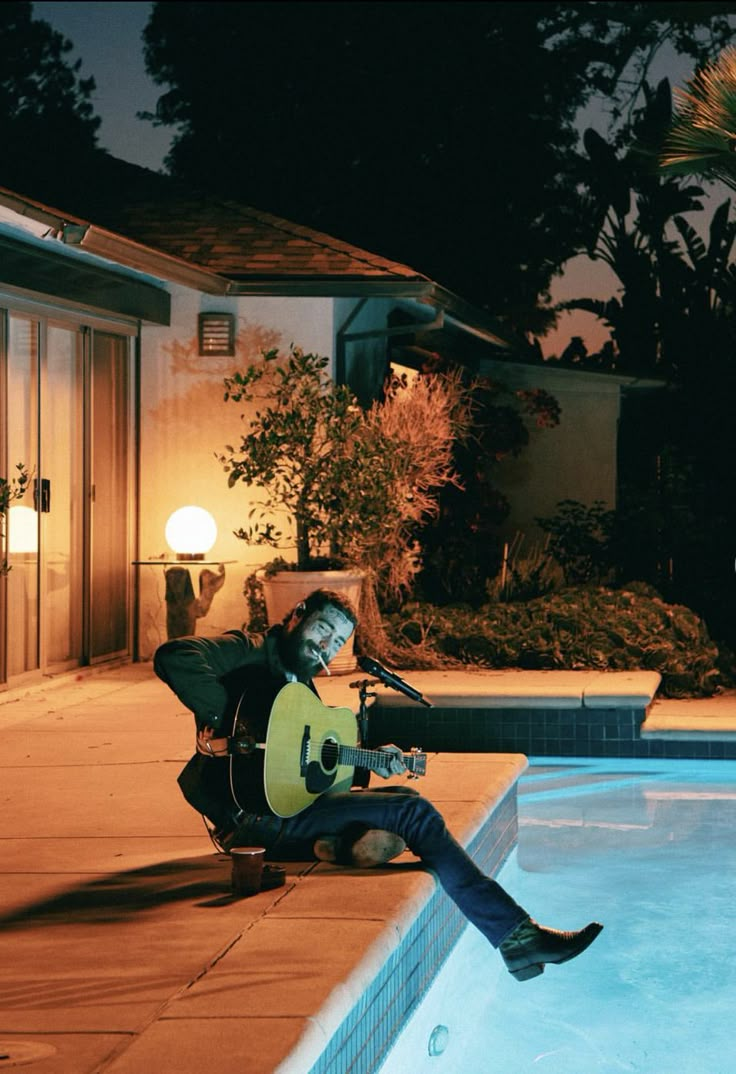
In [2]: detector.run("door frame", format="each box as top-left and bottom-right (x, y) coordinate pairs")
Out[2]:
(0, 289), (139, 687)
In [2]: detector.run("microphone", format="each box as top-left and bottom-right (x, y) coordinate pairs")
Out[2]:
(357, 655), (433, 707)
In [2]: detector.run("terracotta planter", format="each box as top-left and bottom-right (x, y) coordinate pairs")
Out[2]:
(260, 569), (363, 673)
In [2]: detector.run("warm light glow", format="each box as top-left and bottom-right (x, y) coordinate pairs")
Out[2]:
(165, 506), (217, 557)
(8, 505), (38, 554)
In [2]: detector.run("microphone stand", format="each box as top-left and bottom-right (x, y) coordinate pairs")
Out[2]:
(349, 676), (380, 746)
(348, 675), (427, 787)
(348, 677), (380, 789)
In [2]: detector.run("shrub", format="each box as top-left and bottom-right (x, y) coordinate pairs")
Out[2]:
(536, 499), (616, 585)
(219, 347), (472, 604)
(485, 533), (564, 602)
(385, 584), (727, 698)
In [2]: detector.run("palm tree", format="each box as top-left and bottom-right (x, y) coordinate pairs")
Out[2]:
(561, 82), (706, 376)
(661, 46), (736, 190)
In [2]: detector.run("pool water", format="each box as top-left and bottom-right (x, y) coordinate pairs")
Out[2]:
(380, 758), (736, 1074)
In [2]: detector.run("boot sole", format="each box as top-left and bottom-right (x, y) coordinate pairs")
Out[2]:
(509, 963), (545, 981)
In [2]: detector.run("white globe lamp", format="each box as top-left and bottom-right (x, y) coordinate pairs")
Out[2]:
(165, 506), (218, 561)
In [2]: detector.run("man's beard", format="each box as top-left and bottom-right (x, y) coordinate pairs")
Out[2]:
(277, 624), (320, 679)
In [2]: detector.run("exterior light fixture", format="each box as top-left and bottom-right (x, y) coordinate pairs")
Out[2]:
(165, 506), (218, 560)
(8, 505), (38, 554)
(198, 312), (235, 357)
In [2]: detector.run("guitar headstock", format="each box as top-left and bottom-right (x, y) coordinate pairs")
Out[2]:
(405, 747), (427, 777)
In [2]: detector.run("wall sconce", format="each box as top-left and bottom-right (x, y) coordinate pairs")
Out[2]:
(165, 506), (218, 560)
(8, 505), (38, 554)
(198, 312), (235, 357)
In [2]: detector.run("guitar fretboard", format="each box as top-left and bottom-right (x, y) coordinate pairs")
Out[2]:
(335, 743), (419, 773)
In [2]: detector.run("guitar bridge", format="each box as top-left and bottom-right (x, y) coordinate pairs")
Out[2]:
(299, 724), (311, 776)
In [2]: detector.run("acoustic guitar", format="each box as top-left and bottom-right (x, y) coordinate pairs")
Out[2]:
(260, 682), (426, 817)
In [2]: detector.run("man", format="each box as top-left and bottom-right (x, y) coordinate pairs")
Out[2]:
(154, 588), (602, 982)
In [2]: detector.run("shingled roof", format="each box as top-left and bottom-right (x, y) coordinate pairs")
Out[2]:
(98, 196), (427, 283)
(0, 155), (513, 346)
(0, 153), (425, 283)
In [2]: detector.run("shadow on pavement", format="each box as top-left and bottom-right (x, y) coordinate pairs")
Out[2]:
(0, 855), (285, 930)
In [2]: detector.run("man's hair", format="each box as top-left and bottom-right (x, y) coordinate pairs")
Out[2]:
(283, 587), (358, 628)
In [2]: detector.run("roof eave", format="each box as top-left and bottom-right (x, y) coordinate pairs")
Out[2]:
(422, 283), (512, 348)
(483, 354), (667, 388)
(66, 224), (231, 296)
(225, 276), (435, 298)
(0, 188), (512, 348)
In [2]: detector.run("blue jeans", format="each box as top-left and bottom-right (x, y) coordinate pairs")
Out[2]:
(236, 790), (528, 947)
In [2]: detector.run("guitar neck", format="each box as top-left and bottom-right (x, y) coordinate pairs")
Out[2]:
(339, 744), (417, 774)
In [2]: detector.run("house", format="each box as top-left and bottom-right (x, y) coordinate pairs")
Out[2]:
(0, 174), (657, 686)
(389, 313), (664, 549)
(0, 177), (509, 679)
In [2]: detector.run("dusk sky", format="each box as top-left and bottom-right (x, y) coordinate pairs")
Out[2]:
(33, 1), (172, 172)
(30, 2), (727, 358)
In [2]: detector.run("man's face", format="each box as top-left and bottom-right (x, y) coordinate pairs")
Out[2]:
(281, 604), (354, 678)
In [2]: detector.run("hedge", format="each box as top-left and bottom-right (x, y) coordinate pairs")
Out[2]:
(385, 584), (728, 698)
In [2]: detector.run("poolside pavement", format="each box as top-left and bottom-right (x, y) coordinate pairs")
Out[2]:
(1, 661), (734, 1074)
(642, 688), (736, 739)
(0, 663), (523, 1074)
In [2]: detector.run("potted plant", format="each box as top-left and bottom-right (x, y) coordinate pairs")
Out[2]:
(218, 345), (471, 668)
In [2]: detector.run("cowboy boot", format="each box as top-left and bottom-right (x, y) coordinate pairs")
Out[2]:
(314, 823), (406, 867)
(499, 917), (603, 981)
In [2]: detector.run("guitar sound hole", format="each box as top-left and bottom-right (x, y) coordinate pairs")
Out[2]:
(320, 738), (339, 772)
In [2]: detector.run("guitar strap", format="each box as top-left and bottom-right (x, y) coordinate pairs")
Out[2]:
(196, 727), (262, 757)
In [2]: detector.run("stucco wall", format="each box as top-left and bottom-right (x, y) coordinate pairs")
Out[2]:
(482, 361), (623, 544)
(137, 287), (335, 657)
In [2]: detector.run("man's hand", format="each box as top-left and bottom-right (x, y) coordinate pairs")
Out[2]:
(374, 744), (407, 780)
(197, 726), (229, 757)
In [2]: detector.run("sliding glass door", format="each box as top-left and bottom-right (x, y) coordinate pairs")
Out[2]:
(2, 307), (135, 683)
(44, 323), (85, 671)
(5, 315), (40, 678)
(89, 331), (131, 660)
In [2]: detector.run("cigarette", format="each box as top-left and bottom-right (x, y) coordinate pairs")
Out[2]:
(318, 651), (331, 675)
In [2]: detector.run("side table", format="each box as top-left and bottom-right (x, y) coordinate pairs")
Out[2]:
(132, 560), (236, 639)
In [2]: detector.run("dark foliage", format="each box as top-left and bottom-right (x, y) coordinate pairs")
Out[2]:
(536, 500), (616, 585)
(0, 2), (100, 203)
(386, 584), (729, 697)
(557, 80), (736, 648)
(141, 1), (735, 331)
(416, 374), (560, 606)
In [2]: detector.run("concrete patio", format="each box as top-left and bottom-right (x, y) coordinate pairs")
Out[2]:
(1, 662), (735, 1074)
(0, 664), (523, 1074)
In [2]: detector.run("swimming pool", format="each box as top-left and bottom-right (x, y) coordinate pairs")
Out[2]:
(380, 757), (736, 1074)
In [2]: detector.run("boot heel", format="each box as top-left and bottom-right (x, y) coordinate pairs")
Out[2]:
(510, 963), (544, 982)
